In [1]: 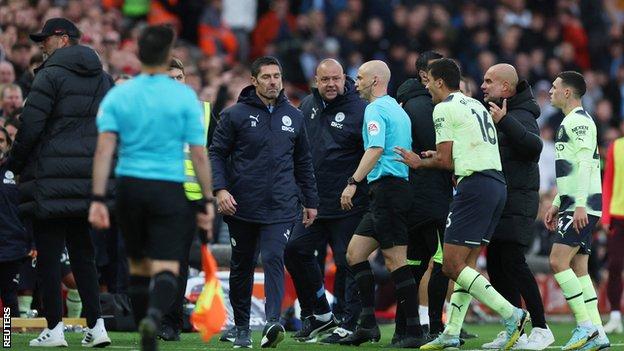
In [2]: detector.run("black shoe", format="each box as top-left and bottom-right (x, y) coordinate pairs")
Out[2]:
(138, 317), (157, 351)
(390, 332), (404, 346)
(392, 336), (428, 348)
(460, 328), (477, 339)
(219, 326), (237, 343)
(157, 324), (180, 341)
(422, 324), (430, 336)
(233, 327), (252, 348)
(319, 327), (352, 344)
(338, 325), (381, 346)
(293, 315), (338, 341)
(261, 322), (285, 348)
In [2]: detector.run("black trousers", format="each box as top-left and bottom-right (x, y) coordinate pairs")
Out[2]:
(0, 258), (22, 317)
(33, 218), (102, 328)
(285, 215), (362, 330)
(486, 240), (546, 328)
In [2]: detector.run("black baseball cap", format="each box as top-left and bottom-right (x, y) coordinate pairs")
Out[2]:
(30, 18), (81, 43)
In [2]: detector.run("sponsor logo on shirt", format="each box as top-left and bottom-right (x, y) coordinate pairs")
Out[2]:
(282, 115), (295, 133)
(3, 171), (15, 185)
(367, 121), (380, 136)
(249, 114), (259, 127)
(331, 112), (345, 129)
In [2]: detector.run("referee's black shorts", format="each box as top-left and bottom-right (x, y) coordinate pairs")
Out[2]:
(116, 176), (195, 261)
(354, 176), (413, 249)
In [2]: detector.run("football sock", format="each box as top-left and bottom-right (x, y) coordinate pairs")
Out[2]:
(128, 275), (150, 324)
(445, 283), (472, 336)
(554, 269), (591, 325)
(147, 271), (178, 326)
(578, 274), (604, 336)
(18, 295), (33, 317)
(65, 289), (82, 318)
(419, 305), (430, 326)
(457, 266), (514, 319)
(391, 265), (422, 337)
(351, 261), (377, 328)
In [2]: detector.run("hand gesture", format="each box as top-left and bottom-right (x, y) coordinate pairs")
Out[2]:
(216, 189), (237, 216)
(89, 202), (110, 230)
(488, 99), (507, 124)
(394, 146), (422, 169)
(544, 205), (559, 232)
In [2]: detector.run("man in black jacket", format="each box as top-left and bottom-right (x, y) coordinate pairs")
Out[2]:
(395, 51), (454, 340)
(284, 59), (366, 343)
(481, 64), (554, 350)
(210, 56), (318, 348)
(7, 18), (112, 348)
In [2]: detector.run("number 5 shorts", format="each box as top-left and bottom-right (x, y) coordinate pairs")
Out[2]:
(554, 211), (600, 255)
(444, 172), (507, 247)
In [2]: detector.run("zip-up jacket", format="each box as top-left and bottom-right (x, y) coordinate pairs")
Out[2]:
(299, 77), (368, 218)
(210, 85), (319, 224)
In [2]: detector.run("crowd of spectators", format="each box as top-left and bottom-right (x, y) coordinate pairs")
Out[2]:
(1, 0), (624, 265)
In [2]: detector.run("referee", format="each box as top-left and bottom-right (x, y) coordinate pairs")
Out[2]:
(338, 60), (425, 348)
(89, 25), (215, 351)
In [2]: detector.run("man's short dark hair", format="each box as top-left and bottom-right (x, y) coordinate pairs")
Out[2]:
(428, 58), (461, 90)
(138, 25), (175, 67)
(251, 56), (282, 78)
(416, 51), (443, 74)
(557, 71), (586, 98)
(169, 57), (184, 74)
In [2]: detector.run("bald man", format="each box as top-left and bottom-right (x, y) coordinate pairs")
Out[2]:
(338, 60), (426, 347)
(282, 58), (367, 343)
(481, 64), (553, 349)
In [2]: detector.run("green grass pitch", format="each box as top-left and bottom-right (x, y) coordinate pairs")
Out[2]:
(8, 323), (624, 350)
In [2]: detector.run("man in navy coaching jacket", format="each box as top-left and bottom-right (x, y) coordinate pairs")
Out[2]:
(209, 56), (319, 349)
(284, 58), (367, 343)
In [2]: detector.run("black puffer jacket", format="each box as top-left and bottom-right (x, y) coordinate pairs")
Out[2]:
(396, 78), (453, 222)
(492, 80), (543, 246)
(7, 45), (114, 219)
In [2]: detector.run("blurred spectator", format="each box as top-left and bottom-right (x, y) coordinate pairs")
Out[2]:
(198, 0), (238, 65)
(223, 0), (257, 62)
(251, 0), (297, 59)
(0, 84), (23, 124)
(0, 61), (16, 85)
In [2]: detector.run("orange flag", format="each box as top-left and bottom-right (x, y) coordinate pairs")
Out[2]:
(191, 244), (227, 341)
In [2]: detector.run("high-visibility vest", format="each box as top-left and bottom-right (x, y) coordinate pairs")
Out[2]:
(611, 138), (624, 217)
(184, 102), (211, 201)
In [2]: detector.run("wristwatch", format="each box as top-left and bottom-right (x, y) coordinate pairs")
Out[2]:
(347, 176), (360, 186)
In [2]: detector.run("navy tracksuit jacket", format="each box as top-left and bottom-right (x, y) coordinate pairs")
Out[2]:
(209, 85), (318, 326)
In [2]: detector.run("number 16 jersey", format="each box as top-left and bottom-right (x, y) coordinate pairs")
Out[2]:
(433, 92), (502, 182)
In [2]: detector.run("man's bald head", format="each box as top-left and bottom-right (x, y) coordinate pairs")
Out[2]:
(481, 63), (519, 103)
(356, 60), (391, 102)
(315, 58), (346, 101)
(359, 60), (391, 85)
